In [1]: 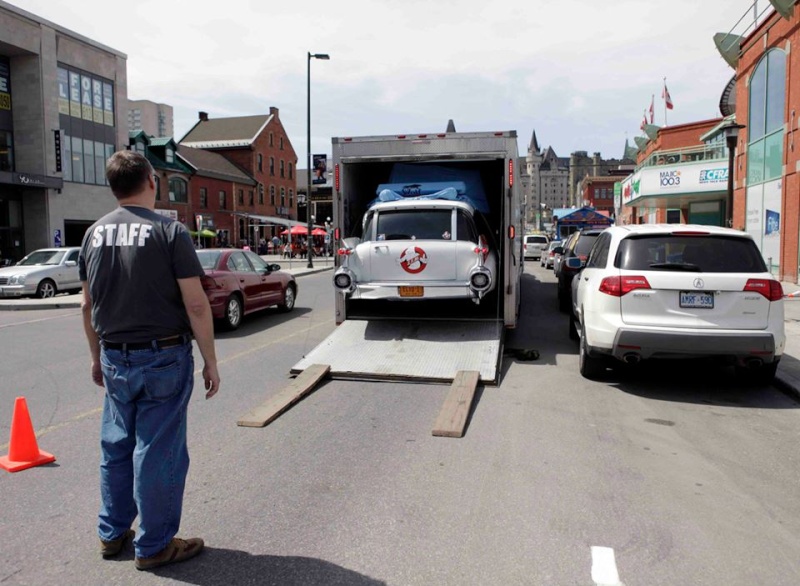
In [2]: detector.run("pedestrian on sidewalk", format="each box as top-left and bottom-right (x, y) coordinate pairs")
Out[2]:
(79, 150), (220, 571)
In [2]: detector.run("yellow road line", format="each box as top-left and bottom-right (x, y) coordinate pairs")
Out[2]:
(0, 319), (334, 451)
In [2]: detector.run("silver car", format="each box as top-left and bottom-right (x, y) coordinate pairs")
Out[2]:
(0, 247), (82, 298)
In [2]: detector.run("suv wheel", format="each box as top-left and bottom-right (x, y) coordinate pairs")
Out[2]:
(579, 323), (605, 380)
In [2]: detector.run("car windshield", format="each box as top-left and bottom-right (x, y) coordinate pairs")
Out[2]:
(375, 209), (453, 241)
(18, 250), (65, 266)
(195, 250), (222, 270)
(617, 235), (768, 273)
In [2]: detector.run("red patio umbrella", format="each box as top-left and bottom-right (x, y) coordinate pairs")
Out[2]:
(280, 225), (308, 235)
(311, 227), (327, 236)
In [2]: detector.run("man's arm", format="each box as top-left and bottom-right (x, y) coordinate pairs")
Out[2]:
(81, 282), (104, 387)
(177, 276), (220, 399)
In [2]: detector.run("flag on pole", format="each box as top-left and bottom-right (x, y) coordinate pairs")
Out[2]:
(662, 82), (674, 110)
(649, 95), (654, 123)
(640, 110), (647, 131)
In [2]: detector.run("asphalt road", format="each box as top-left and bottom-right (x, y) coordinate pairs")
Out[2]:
(1, 265), (799, 585)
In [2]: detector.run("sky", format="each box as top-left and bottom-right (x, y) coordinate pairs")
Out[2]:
(10, 0), (764, 163)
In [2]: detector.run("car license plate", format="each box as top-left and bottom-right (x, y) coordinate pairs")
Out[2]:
(398, 286), (423, 298)
(680, 291), (714, 309)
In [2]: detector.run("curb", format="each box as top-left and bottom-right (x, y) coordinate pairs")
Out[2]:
(0, 266), (332, 312)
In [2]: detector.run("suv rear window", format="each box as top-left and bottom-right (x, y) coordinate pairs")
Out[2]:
(374, 210), (452, 241)
(617, 235), (768, 273)
(525, 235), (548, 245)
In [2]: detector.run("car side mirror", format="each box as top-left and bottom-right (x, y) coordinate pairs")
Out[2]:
(565, 257), (584, 270)
(65, 260), (77, 267)
(269, 263), (281, 272)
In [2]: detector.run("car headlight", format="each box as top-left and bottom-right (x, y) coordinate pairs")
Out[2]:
(8, 275), (25, 285)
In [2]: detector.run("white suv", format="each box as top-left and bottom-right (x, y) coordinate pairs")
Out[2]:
(523, 234), (549, 260)
(569, 225), (785, 383)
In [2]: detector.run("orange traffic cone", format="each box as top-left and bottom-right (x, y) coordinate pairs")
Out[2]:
(0, 397), (56, 473)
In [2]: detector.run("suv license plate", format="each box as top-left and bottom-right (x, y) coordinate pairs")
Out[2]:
(398, 286), (424, 298)
(680, 291), (714, 309)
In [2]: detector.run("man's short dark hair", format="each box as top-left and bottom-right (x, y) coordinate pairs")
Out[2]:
(106, 150), (153, 200)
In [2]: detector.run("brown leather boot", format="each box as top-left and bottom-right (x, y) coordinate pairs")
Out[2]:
(134, 537), (204, 571)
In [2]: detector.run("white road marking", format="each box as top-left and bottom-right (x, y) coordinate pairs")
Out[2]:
(591, 546), (622, 586)
(0, 311), (80, 329)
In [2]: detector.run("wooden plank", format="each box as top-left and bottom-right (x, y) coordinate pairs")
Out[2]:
(237, 364), (330, 428)
(432, 370), (480, 438)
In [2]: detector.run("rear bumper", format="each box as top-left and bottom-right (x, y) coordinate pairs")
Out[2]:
(607, 328), (781, 362)
(350, 280), (494, 301)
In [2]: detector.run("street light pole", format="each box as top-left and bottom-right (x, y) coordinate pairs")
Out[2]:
(306, 51), (330, 269)
(722, 122), (744, 228)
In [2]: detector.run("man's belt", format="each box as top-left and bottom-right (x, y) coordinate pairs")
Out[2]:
(102, 334), (191, 351)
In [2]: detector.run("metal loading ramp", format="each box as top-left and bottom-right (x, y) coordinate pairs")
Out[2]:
(291, 319), (503, 384)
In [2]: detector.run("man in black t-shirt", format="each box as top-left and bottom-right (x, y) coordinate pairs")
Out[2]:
(79, 151), (220, 571)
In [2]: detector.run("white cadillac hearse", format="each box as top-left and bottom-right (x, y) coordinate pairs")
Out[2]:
(333, 184), (497, 304)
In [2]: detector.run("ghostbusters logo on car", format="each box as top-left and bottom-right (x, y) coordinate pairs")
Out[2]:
(400, 246), (427, 274)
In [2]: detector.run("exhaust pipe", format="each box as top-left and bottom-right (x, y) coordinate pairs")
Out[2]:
(622, 353), (641, 365)
(745, 357), (763, 370)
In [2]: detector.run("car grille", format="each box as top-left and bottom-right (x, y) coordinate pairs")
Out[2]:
(0, 277), (8, 285)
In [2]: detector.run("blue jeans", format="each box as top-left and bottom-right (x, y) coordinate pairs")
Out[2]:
(97, 341), (194, 559)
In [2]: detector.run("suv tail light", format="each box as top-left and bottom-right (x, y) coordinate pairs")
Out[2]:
(743, 279), (783, 301)
(599, 275), (651, 297)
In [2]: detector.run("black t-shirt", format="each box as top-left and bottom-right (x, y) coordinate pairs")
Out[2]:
(79, 206), (204, 343)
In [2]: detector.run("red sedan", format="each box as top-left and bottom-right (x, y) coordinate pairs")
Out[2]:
(196, 248), (297, 330)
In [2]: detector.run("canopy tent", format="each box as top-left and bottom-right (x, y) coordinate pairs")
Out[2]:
(199, 229), (217, 238)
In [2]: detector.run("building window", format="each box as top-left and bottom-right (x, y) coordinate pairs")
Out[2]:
(748, 48), (786, 186)
(280, 187), (285, 207)
(168, 177), (188, 203)
(165, 148), (174, 163)
(219, 190), (226, 209)
(280, 160), (285, 178)
(249, 189), (254, 206)
(259, 184), (264, 204)
(258, 153), (263, 172)
(289, 189), (294, 208)
(269, 132), (274, 147)
(270, 157), (275, 176)
(200, 187), (207, 208)
(288, 162), (293, 180)
(280, 137), (284, 150)
(270, 185), (275, 206)
(238, 189), (244, 205)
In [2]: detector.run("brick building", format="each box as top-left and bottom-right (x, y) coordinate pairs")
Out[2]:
(180, 108), (299, 245)
(577, 175), (617, 215)
(715, 0), (800, 280)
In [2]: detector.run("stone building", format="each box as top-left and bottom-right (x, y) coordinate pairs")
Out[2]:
(0, 0), (127, 261)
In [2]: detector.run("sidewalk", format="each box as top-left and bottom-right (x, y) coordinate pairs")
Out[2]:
(0, 254), (334, 312)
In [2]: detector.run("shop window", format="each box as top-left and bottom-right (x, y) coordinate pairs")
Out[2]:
(168, 177), (188, 203)
(747, 49), (786, 186)
(0, 131), (13, 172)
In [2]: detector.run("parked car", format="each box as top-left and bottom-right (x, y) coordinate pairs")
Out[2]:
(333, 199), (498, 305)
(540, 240), (561, 269)
(569, 224), (785, 383)
(196, 248), (297, 330)
(554, 229), (604, 312)
(0, 247), (81, 298)
(523, 234), (549, 261)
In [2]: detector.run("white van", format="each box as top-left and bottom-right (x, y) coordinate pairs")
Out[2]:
(523, 234), (549, 260)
